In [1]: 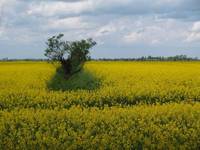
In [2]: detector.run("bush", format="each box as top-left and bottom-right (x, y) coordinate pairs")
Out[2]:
(44, 34), (96, 76)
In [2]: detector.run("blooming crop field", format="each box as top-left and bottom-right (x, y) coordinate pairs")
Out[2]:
(0, 61), (200, 149)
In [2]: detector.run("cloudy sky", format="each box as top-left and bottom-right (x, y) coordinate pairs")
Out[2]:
(0, 0), (200, 59)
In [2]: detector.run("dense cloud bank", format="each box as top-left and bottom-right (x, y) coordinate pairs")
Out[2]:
(0, 0), (200, 58)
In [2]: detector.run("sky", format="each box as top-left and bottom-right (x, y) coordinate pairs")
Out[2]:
(0, 0), (200, 59)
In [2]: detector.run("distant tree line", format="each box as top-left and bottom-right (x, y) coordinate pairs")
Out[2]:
(1, 55), (199, 62)
(94, 55), (199, 61)
(0, 58), (48, 61)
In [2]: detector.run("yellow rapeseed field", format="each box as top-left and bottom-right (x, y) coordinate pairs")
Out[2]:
(0, 61), (200, 149)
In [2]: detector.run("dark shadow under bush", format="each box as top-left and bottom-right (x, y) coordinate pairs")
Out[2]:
(47, 67), (101, 91)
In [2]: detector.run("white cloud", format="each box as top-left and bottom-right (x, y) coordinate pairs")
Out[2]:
(46, 17), (92, 30)
(0, 0), (7, 7)
(0, 27), (4, 37)
(123, 32), (142, 43)
(94, 24), (117, 37)
(27, 1), (92, 17)
(0, 0), (16, 38)
(1, 0), (200, 58)
(186, 32), (200, 42)
(185, 21), (200, 42)
(123, 28), (162, 44)
(26, 0), (137, 18)
(0, 0), (16, 11)
(192, 21), (200, 32)
(25, 0), (200, 21)
(122, 18), (190, 45)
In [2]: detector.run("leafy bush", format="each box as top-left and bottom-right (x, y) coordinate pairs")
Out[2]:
(44, 34), (96, 75)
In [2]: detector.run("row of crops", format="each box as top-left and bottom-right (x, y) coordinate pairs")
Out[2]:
(1, 104), (200, 149)
(0, 61), (200, 149)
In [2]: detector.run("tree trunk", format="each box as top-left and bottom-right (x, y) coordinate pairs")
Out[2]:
(61, 59), (72, 76)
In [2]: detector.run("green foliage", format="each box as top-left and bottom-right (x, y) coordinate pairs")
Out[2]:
(44, 34), (96, 75)
(44, 34), (66, 61)
(47, 67), (101, 91)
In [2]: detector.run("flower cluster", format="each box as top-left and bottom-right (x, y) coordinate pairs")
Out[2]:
(0, 61), (200, 148)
